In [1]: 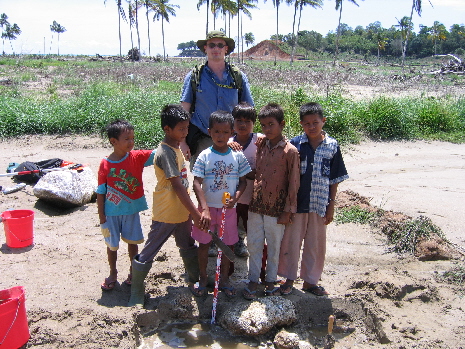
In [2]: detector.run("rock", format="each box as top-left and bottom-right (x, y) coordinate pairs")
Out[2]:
(415, 236), (454, 261)
(219, 297), (297, 336)
(156, 291), (198, 320)
(274, 329), (300, 349)
(33, 167), (97, 207)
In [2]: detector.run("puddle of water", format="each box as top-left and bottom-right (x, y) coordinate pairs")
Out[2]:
(138, 322), (258, 349)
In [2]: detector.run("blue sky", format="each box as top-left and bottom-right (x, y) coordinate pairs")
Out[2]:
(1, 0), (464, 56)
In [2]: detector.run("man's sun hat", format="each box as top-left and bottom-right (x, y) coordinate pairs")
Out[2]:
(197, 30), (235, 55)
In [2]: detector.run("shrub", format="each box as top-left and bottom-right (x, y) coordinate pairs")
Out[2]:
(362, 97), (414, 140)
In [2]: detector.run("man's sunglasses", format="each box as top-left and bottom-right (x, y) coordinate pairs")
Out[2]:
(207, 43), (226, 49)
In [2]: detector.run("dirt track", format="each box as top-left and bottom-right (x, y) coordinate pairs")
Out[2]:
(0, 135), (464, 348)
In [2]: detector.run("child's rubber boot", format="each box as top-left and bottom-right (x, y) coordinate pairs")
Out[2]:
(128, 254), (152, 308)
(179, 247), (200, 285)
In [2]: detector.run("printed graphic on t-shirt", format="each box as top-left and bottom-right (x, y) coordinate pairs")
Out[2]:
(210, 160), (233, 192)
(109, 168), (140, 193)
(180, 165), (188, 188)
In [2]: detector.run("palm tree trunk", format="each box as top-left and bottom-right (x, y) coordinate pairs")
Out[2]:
(402, 2), (416, 70)
(162, 18), (166, 60)
(237, 1), (240, 64)
(290, 1), (298, 65)
(333, 3), (342, 66)
(241, 13), (243, 63)
(135, 0), (141, 52)
(206, 0), (210, 35)
(275, 3), (279, 66)
(57, 34), (60, 55)
(145, 5), (151, 56)
(118, 1), (122, 59)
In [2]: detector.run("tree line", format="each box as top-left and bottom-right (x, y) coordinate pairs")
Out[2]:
(279, 20), (465, 61)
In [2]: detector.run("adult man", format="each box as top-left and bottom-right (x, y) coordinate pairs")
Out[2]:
(180, 30), (254, 165)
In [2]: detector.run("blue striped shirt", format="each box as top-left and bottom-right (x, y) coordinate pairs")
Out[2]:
(290, 133), (349, 217)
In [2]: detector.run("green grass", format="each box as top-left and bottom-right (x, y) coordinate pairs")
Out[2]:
(387, 216), (443, 254)
(0, 56), (464, 148)
(335, 205), (379, 225)
(441, 263), (465, 287)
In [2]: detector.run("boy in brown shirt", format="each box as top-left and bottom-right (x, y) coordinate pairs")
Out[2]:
(243, 103), (300, 299)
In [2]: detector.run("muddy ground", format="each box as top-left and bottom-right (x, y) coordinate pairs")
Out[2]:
(0, 135), (464, 349)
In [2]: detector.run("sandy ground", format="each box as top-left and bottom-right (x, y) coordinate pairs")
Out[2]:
(0, 135), (464, 349)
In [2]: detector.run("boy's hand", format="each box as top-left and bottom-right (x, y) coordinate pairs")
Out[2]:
(255, 135), (266, 148)
(192, 211), (209, 231)
(228, 141), (242, 152)
(198, 208), (211, 231)
(277, 212), (293, 225)
(99, 215), (106, 225)
(324, 202), (335, 225)
(225, 196), (237, 209)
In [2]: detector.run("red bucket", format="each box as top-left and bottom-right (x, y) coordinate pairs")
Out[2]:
(0, 286), (30, 348)
(1, 210), (34, 248)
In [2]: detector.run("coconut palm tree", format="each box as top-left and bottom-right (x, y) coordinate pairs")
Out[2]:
(2, 22), (21, 54)
(50, 20), (66, 55)
(210, 0), (221, 30)
(133, 0), (141, 52)
(218, 0), (237, 38)
(128, 2), (136, 51)
(264, 0), (293, 65)
(290, 0), (322, 64)
(333, 0), (360, 66)
(400, 0), (432, 68)
(428, 21), (447, 55)
(104, 0), (127, 59)
(244, 32), (255, 47)
(143, 0), (155, 56)
(237, 0), (257, 63)
(153, 0), (179, 60)
(197, 0), (211, 35)
(395, 15), (413, 67)
(375, 31), (388, 64)
(0, 13), (10, 54)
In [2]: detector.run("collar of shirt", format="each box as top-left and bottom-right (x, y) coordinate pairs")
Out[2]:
(298, 131), (327, 145)
(266, 137), (287, 150)
(204, 62), (232, 84)
(210, 146), (232, 156)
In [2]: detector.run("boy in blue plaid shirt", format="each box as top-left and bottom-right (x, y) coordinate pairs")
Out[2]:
(277, 102), (348, 296)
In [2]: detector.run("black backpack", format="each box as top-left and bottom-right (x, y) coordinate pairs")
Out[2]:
(14, 158), (63, 183)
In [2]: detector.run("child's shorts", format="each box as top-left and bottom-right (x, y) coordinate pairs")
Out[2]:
(100, 213), (144, 251)
(191, 207), (239, 246)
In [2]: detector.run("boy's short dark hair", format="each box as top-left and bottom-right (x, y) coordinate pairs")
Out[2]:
(299, 102), (324, 121)
(258, 103), (284, 124)
(161, 104), (190, 129)
(106, 119), (134, 140)
(209, 110), (234, 129)
(232, 102), (257, 123)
